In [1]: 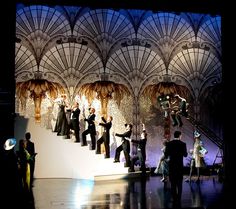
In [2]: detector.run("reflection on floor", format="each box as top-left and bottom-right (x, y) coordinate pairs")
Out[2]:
(27, 175), (225, 209)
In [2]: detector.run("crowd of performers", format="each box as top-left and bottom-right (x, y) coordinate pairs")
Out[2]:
(51, 93), (207, 179)
(1, 93), (209, 208)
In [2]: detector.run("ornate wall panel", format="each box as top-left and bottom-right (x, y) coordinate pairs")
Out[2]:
(14, 4), (222, 164)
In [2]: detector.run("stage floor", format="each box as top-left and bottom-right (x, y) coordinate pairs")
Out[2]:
(19, 175), (227, 209)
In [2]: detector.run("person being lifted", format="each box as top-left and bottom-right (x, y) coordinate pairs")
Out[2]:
(170, 94), (188, 127)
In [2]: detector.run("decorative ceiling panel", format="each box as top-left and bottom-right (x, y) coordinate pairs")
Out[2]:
(197, 16), (221, 52)
(137, 12), (195, 44)
(39, 43), (103, 86)
(15, 43), (38, 81)
(106, 46), (165, 79)
(169, 48), (221, 97)
(16, 5), (71, 37)
(73, 9), (136, 53)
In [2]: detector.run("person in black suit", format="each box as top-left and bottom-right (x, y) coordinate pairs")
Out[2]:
(96, 115), (113, 158)
(113, 123), (133, 167)
(25, 132), (36, 188)
(82, 107), (96, 149)
(164, 130), (187, 206)
(129, 124), (147, 173)
(70, 102), (81, 143)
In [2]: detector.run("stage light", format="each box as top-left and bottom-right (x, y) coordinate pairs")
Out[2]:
(3, 138), (16, 150)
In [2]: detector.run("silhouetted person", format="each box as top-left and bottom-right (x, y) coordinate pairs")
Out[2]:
(164, 131), (187, 207)
(113, 123), (132, 167)
(25, 132), (36, 188)
(96, 116), (113, 158)
(17, 139), (32, 193)
(1, 138), (22, 208)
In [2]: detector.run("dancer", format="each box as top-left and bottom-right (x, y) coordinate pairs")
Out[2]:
(164, 131), (188, 206)
(129, 124), (147, 173)
(154, 139), (169, 182)
(96, 116), (113, 158)
(82, 107), (96, 149)
(171, 94), (188, 127)
(54, 94), (70, 138)
(113, 123), (133, 167)
(69, 102), (81, 142)
(185, 130), (208, 182)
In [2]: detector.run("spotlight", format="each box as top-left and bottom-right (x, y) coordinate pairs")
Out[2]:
(3, 138), (16, 150)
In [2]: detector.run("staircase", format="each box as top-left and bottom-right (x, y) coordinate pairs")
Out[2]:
(187, 115), (223, 149)
(14, 116), (149, 181)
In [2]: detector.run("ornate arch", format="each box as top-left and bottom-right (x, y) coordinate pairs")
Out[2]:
(106, 45), (166, 97)
(73, 9), (136, 62)
(197, 16), (221, 55)
(168, 48), (222, 99)
(137, 12), (195, 65)
(16, 5), (72, 63)
(15, 43), (38, 81)
(39, 42), (103, 92)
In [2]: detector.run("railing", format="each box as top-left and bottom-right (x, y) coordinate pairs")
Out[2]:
(186, 115), (223, 149)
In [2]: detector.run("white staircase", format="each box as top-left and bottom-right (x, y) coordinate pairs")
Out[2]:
(14, 116), (138, 181)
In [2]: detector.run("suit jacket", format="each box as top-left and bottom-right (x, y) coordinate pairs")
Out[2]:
(115, 130), (132, 142)
(164, 139), (187, 175)
(131, 137), (147, 158)
(85, 113), (96, 134)
(99, 117), (112, 138)
(71, 108), (80, 120)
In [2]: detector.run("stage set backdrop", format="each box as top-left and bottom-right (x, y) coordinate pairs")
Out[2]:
(14, 3), (222, 179)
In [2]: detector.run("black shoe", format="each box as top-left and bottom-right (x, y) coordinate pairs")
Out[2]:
(81, 144), (87, 146)
(74, 141), (80, 143)
(113, 160), (120, 163)
(96, 151), (101, 154)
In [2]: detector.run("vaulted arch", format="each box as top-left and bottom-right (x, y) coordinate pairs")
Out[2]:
(168, 48), (222, 98)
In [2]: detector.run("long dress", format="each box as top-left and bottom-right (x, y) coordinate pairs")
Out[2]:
(17, 148), (31, 191)
(54, 101), (69, 136)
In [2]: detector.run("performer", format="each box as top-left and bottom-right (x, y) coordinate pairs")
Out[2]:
(54, 94), (70, 138)
(185, 130), (208, 182)
(154, 139), (169, 182)
(16, 139), (32, 192)
(25, 132), (36, 187)
(170, 94), (188, 127)
(96, 116), (113, 158)
(129, 124), (147, 173)
(70, 102), (81, 143)
(82, 107), (96, 149)
(113, 123), (133, 167)
(164, 131), (188, 206)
